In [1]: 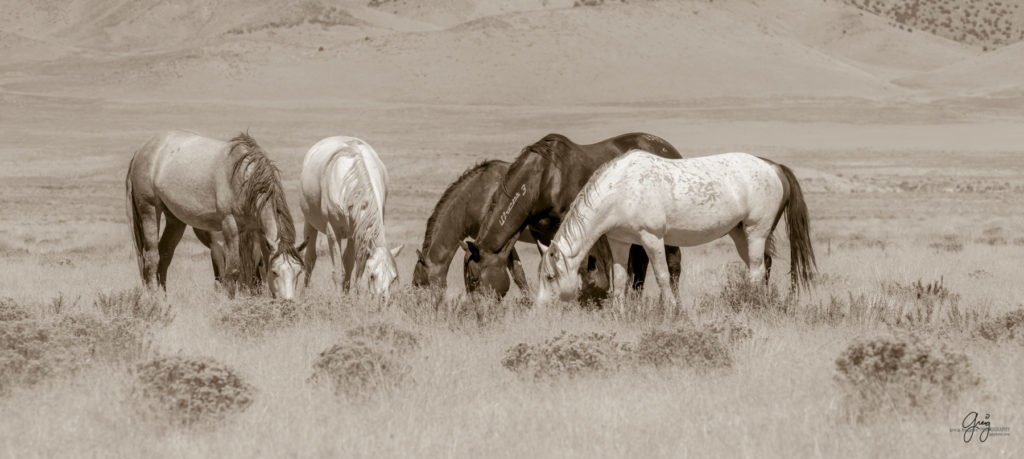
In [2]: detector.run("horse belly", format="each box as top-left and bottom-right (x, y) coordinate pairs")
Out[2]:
(153, 153), (223, 231)
(660, 194), (745, 247)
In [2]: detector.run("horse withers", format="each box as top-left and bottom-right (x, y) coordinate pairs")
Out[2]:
(536, 151), (817, 310)
(299, 136), (402, 298)
(125, 131), (305, 300)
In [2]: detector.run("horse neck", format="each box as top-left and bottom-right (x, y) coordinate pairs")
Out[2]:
(553, 179), (612, 274)
(421, 188), (476, 266)
(475, 160), (544, 253)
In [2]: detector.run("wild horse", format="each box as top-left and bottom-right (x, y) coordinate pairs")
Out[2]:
(125, 131), (305, 299)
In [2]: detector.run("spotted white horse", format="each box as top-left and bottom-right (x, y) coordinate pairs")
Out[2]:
(535, 151), (816, 309)
(300, 137), (403, 297)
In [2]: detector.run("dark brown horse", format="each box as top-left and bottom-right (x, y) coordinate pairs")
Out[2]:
(463, 133), (684, 301)
(412, 160), (612, 298)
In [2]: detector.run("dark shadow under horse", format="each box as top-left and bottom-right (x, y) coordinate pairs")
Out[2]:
(463, 132), (684, 302)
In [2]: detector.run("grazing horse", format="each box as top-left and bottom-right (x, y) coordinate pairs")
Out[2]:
(535, 151), (817, 309)
(463, 133), (684, 301)
(125, 131), (305, 299)
(300, 136), (402, 297)
(412, 160), (532, 295)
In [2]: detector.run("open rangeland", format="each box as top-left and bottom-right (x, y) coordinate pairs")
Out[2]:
(2, 0), (1023, 457)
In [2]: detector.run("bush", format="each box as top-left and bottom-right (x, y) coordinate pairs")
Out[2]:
(94, 288), (173, 326)
(0, 312), (149, 395)
(975, 309), (1024, 344)
(216, 298), (299, 337)
(133, 356), (255, 426)
(835, 335), (980, 419)
(502, 332), (632, 380)
(0, 297), (31, 322)
(698, 269), (791, 314)
(345, 322), (421, 354)
(309, 339), (410, 397)
(634, 327), (733, 370)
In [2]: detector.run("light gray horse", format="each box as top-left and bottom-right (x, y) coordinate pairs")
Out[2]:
(125, 131), (305, 299)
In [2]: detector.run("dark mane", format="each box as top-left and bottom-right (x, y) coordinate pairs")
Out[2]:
(422, 160), (502, 250)
(228, 132), (301, 263)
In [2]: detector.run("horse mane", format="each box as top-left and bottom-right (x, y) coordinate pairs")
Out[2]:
(228, 132), (300, 262)
(328, 146), (385, 262)
(556, 153), (621, 257)
(422, 160), (501, 250)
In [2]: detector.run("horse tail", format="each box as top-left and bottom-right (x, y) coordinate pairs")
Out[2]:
(124, 156), (145, 281)
(776, 163), (816, 291)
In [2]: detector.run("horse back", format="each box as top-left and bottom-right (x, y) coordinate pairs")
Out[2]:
(136, 131), (231, 230)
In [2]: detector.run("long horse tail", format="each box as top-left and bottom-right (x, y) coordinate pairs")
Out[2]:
(124, 156), (145, 281)
(776, 163), (817, 291)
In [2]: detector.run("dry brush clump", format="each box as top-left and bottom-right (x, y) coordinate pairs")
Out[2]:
(216, 297), (300, 337)
(835, 335), (980, 421)
(132, 356), (256, 426)
(974, 308), (1024, 344)
(345, 321), (422, 353)
(502, 332), (633, 380)
(633, 327), (735, 371)
(698, 269), (793, 315)
(0, 297), (32, 322)
(309, 338), (412, 398)
(94, 287), (173, 326)
(0, 292), (159, 395)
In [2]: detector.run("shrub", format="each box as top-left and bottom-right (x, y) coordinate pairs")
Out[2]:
(835, 335), (980, 419)
(928, 235), (963, 252)
(309, 339), (410, 397)
(0, 312), (149, 394)
(0, 297), (31, 322)
(216, 298), (299, 337)
(634, 327), (733, 370)
(974, 309), (1024, 344)
(704, 317), (754, 345)
(698, 269), (791, 314)
(345, 322), (421, 354)
(502, 332), (632, 380)
(133, 356), (255, 426)
(94, 288), (173, 326)
(0, 319), (90, 394)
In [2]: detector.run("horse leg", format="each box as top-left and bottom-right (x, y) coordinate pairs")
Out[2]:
(302, 222), (319, 288)
(608, 239), (632, 314)
(194, 228), (226, 284)
(506, 247), (531, 295)
(137, 203), (162, 290)
(665, 245), (682, 297)
(342, 237), (357, 293)
(744, 229), (770, 286)
(638, 232), (678, 310)
(156, 214), (187, 289)
(727, 226), (751, 267)
(220, 215), (242, 299)
(626, 244), (649, 291)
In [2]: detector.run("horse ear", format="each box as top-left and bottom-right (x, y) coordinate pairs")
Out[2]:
(536, 240), (549, 254)
(459, 240), (472, 254)
(295, 239), (309, 252)
(415, 248), (423, 259)
(390, 244), (404, 258)
(499, 236), (517, 256)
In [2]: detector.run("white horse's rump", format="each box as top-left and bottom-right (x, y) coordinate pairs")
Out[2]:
(300, 136), (402, 297)
(536, 151), (816, 309)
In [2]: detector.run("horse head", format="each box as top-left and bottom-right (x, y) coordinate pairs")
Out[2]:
(412, 248), (447, 289)
(267, 239), (307, 301)
(461, 236), (517, 297)
(535, 240), (580, 306)
(363, 244), (403, 298)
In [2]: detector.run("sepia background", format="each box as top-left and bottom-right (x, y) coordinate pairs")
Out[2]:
(1, 0), (1022, 457)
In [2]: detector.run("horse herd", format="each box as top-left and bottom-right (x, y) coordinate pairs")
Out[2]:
(124, 130), (816, 308)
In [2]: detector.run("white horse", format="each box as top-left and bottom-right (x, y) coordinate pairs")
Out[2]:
(300, 136), (402, 297)
(535, 151), (816, 309)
